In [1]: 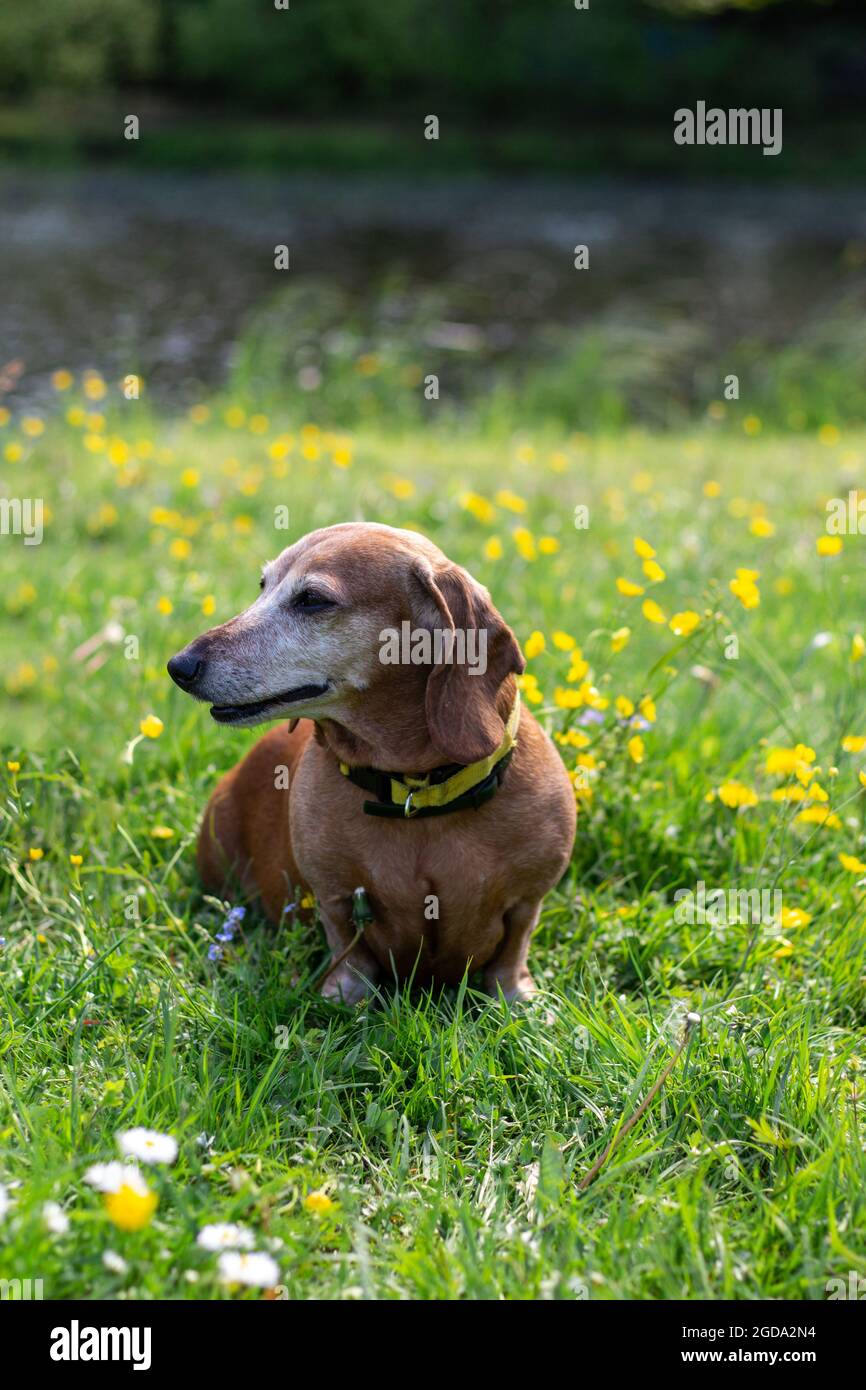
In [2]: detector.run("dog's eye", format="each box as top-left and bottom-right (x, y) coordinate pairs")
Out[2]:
(259, 576), (266, 591)
(293, 588), (335, 613)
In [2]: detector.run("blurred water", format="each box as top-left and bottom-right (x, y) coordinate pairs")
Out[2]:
(1, 169), (864, 409)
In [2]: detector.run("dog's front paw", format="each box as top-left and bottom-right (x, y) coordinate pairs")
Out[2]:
(482, 967), (537, 1003)
(320, 963), (375, 1006)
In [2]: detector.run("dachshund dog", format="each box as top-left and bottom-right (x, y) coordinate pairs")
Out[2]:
(168, 523), (575, 1002)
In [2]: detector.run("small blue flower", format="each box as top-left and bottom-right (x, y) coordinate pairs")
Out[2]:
(208, 943), (223, 962)
(578, 709), (605, 726)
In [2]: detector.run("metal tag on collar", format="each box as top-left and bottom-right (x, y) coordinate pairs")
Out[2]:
(404, 790), (420, 818)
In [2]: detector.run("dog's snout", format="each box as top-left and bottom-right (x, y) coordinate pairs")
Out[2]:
(168, 648), (205, 692)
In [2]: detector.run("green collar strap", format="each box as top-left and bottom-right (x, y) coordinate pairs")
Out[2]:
(338, 690), (521, 819)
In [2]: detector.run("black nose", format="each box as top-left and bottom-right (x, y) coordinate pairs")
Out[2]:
(167, 649), (204, 692)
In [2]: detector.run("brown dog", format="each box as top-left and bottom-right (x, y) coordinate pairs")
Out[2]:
(168, 523), (575, 1002)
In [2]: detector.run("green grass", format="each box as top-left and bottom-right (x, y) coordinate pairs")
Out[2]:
(1, 379), (866, 1299)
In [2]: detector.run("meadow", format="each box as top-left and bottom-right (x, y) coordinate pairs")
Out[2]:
(1, 364), (865, 1299)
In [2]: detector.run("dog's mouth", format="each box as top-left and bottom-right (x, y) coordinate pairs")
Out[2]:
(210, 682), (330, 724)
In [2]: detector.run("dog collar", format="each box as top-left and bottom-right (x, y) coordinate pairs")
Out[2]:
(338, 690), (521, 818)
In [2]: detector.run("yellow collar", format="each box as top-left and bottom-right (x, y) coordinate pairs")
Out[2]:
(338, 690), (521, 818)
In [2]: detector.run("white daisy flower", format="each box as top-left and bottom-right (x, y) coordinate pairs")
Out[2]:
(102, 1250), (128, 1274)
(43, 1201), (70, 1235)
(117, 1128), (178, 1165)
(84, 1162), (149, 1195)
(197, 1222), (256, 1251)
(217, 1251), (280, 1287)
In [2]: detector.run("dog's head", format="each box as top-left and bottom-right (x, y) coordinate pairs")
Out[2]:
(167, 522), (524, 765)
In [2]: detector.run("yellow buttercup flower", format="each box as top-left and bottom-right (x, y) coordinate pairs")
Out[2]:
(28, 847), (44, 861)
(749, 516), (775, 538)
(552, 631), (576, 652)
(703, 480), (721, 498)
(555, 728), (590, 749)
(83, 374), (107, 401)
(638, 696), (656, 723)
(841, 736), (866, 754)
(512, 528), (536, 561)
(817, 535), (842, 557)
(538, 536), (560, 555)
(495, 489), (527, 514)
(796, 806), (841, 829)
(554, 687), (583, 709)
(303, 1190), (335, 1215)
(642, 559), (666, 583)
(69, 854), (83, 866)
(669, 610), (700, 637)
(7, 761), (20, 773)
(730, 569), (760, 609)
(139, 715), (164, 740)
(780, 907), (812, 930)
(627, 735), (645, 764)
(839, 853), (866, 873)
(633, 537), (656, 560)
(860, 770), (866, 790)
(202, 595), (216, 616)
(150, 825), (175, 839)
(52, 369), (73, 390)
(459, 491), (494, 524)
(616, 578), (644, 597)
(524, 631), (545, 659)
(483, 537), (503, 561)
(771, 784), (806, 802)
(517, 673), (543, 704)
(611, 626), (631, 652)
(765, 744), (815, 776)
(641, 598), (666, 625)
(717, 781), (759, 809)
(157, 597), (173, 615)
(615, 696), (634, 718)
(852, 634), (866, 663)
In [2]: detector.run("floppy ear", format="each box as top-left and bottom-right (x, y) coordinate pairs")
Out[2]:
(411, 560), (524, 764)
